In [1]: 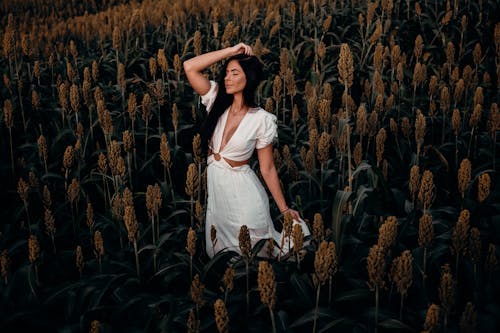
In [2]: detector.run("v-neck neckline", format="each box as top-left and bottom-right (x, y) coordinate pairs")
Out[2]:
(218, 108), (249, 153)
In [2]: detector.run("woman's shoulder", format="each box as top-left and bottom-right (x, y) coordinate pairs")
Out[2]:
(251, 107), (277, 120)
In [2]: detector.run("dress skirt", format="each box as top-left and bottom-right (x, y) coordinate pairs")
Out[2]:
(205, 157), (279, 257)
(205, 156), (310, 258)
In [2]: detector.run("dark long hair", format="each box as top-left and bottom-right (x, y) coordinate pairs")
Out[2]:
(200, 54), (264, 151)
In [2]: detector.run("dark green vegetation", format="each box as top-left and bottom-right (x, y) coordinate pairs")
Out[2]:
(0, 0), (499, 332)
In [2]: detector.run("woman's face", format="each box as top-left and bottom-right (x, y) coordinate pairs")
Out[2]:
(224, 60), (247, 95)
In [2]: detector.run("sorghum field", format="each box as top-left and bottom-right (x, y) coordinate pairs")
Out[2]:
(1, 0), (499, 332)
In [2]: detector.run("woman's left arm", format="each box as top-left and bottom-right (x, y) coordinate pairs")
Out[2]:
(257, 145), (300, 219)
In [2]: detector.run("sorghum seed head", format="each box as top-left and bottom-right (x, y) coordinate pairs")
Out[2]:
(190, 274), (205, 307)
(186, 227), (196, 257)
(258, 261), (276, 309)
(214, 299), (229, 333)
(238, 225), (251, 260)
(418, 214), (434, 248)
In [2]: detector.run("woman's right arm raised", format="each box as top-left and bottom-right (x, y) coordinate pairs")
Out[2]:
(183, 43), (254, 95)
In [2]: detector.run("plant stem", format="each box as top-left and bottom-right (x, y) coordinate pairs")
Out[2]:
(8, 128), (14, 177)
(144, 123), (149, 161)
(134, 239), (140, 278)
(328, 277), (333, 306)
(423, 246), (427, 290)
(399, 294), (404, 320)
(313, 285), (321, 333)
(269, 306), (277, 333)
(246, 259), (250, 316)
(375, 285), (379, 333)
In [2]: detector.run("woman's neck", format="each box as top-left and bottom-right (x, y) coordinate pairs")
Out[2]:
(231, 93), (245, 109)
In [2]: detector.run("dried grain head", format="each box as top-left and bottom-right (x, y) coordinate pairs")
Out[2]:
(44, 208), (56, 236)
(127, 92), (137, 120)
(317, 131), (331, 165)
(185, 227), (197, 257)
(238, 225), (251, 260)
(258, 261), (276, 309)
(338, 43), (354, 88)
(367, 244), (385, 290)
(469, 104), (482, 128)
(451, 209), (470, 256)
(440, 86), (450, 113)
(392, 250), (413, 297)
(214, 299), (229, 333)
(28, 234), (40, 264)
(190, 274), (205, 307)
(415, 110), (426, 147)
(285, 68), (297, 96)
(459, 302), (477, 333)
(312, 213), (324, 243)
(174, 54), (182, 75)
(292, 223), (304, 255)
(422, 304), (440, 332)
(67, 179), (80, 204)
(172, 103), (179, 131)
(63, 145), (75, 170)
(141, 93), (152, 122)
(185, 163), (199, 197)
(192, 134), (202, 165)
(452, 109), (461, 136)
(97, 153), (108, 174)
(458, 158), (471, 197)
(314, 241), (337, 287)
(160, 133), (172, 169)
(353, 141), (362, 167)
(356, 104), (368, 137)
(92, 230), (105, 259)
(41, 185), (51, 209)
(123, 205), (138, 242)
(272, 74), (282, 102)
(477, 173), (491, 203)
(1, 249), (10, 280)
(157, 49), (168, 73)
(187, 308), (199, 333)
(17, 177), (29, 202)
(418, 213), (434, 248)
(473, 43), (482, 66)
(377, 216), (398, 253)
(193, 30), (202, 56)
(439, 264), (455, 315)
(375, 128), (386, 165)
(473, 87), (483, 107)
(221, 265), (235, 293)
(418, 170), (435, 211)
(76, 245), (84, 273)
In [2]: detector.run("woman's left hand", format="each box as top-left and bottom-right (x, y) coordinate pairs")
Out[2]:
(283, 208), (301, 221)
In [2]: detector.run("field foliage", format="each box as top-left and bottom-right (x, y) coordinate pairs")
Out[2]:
(0, 0), (499, 332)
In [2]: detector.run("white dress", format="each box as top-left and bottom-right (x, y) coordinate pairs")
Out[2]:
(201, 81), (309, 257)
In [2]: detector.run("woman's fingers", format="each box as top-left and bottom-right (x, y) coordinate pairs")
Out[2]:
(289, 209), (301, 220)
(232, 43), (253, 56)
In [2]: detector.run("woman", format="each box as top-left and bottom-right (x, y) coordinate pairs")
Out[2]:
(183, 42), (308, 257)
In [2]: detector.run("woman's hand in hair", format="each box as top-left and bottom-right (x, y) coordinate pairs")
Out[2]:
(230, 43), (254, 57)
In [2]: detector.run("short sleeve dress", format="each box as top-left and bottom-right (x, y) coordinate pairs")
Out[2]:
(200, 81), (308, 257)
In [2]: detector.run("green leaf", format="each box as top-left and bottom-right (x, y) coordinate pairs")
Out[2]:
(334, 289), (371, 302)
(289, 307), (334, 328)
(138, 244), (156, 254)
(378, 319), (415, 331)
(318, 318), (350, 333)
(289, 272), (314, 308)
(331, 190), (352, 248)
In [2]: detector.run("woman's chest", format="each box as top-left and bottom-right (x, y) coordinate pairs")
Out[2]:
(215, 112), (259, 150)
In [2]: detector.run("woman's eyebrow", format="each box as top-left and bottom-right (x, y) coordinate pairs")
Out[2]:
(226, 68), (240, 73)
